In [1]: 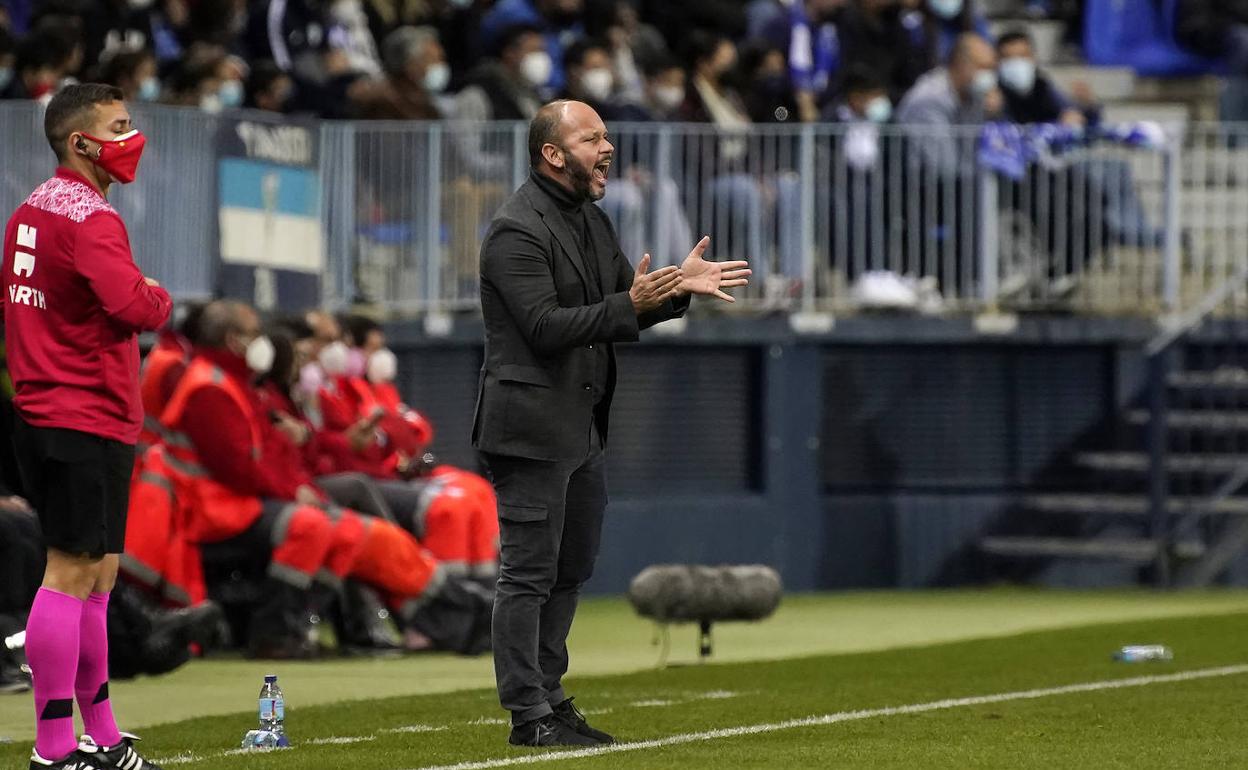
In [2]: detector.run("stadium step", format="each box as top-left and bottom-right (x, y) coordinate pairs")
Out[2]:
(1126, 409), (1248, 431)
(979, 535), (1206, 562)
(1169, 369), (1248, 392)
(1019, 492), (1248, 517)
(1046, 65), (1136, 103)
(1073, 451), (1248, 476)
(1102, 102), (1190, 127)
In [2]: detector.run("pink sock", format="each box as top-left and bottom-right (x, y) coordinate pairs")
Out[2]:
(27, 588), (84, 761)
(76, 592), (122, 748)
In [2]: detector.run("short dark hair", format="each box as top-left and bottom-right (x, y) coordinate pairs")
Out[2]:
(101, 49), (153, 87)
(247, 59), (286, 104)
(563, 38), (609, 71)
(44, 83), (124, 161)
(528, 100), (569, 166)
(641, 53), (682, 80)
(841, 64), (887, 96)
(494, 23), (543, 58)
(340, 314), (382, 347)
(996, 28), (1034, 51)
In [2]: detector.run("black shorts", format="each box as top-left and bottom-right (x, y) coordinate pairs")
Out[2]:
(13, 416), (135, 557)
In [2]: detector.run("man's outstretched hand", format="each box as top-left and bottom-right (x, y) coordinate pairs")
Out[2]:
(677, 236), (751, 302)
(629, 253), (683, 314)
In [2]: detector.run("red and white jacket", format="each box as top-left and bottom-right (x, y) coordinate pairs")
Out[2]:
(1, 168), (171, 444)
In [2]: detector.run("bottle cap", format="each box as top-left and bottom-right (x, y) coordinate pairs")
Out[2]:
(264, 674), (277, 683)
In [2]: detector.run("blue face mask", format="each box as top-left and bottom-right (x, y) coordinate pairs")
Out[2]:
(137, 75), (160, 102)
(0, 67), (12, 93)
(219, 79), (244, 109)
(928, 0), (963, 19)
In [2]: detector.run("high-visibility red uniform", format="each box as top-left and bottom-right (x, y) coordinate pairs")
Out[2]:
(136, 330), (189, 455)
(158, 353), (334, 585)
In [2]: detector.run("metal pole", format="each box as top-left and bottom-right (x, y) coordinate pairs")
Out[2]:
(979, 169), (1000, 307)
(799, 125), (816, 311)
(1162, 131), (1182, 312)
(1146, 348), (1172, 587)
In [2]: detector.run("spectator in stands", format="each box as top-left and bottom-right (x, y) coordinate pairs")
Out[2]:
(588, 0), (668, 103)
(1, 22), (80, 101)
(760, 0), (845, 122)
(560, 38), (615, 110)
(996, 28), (1099, 127)
(162, 51), (224, 110)
(683, 31), (802, 286)
(245, 0), (341, 84)
(479, 0), (585, 93)
(101, 49), (161, 103)
(825, 63), (893, 124)
(837, 0), (929, 103)
(682, 31), (749, 127)
(454, 23), (547, 125)
(351, 26), (447, 120)
(896, 32), (1001, 174)
(608, 53), (686, 121)
(245, 59), (294, 112)
(911, 0), (991, 65)
(740, 40), (799, 124)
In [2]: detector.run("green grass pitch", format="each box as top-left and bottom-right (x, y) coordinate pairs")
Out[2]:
(2, 589), (1247, 768)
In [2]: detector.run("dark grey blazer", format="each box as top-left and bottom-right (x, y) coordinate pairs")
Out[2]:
(472, 174), (688, 461)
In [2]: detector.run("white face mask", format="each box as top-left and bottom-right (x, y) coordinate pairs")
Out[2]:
(246, 336), (276, 374)
(652, 84), (684, 112)
(367, 348), (399, 384)
(199, 92), (223, 114)
(998, 57), (1036, 95)
(580, 68), (613, 102)
(423, 62), (451, 93)
(864, 95), (892, 124)
(319, 340), (349, 375)
(219, 78), (244, 108)
(928, 0), (962, 19)
(971, 69), (997, 100)
(520, 50), (553, 88)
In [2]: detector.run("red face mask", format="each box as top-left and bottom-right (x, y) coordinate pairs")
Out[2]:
(79, 129), (146, 184)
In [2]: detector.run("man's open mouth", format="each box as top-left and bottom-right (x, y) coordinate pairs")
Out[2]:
(592, 158), (611, 185)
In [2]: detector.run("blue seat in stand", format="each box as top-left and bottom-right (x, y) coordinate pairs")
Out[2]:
(1085, 0), (1221, 76)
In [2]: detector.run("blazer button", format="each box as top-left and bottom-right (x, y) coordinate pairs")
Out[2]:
(583, 384), (592, 391)
(587, 344), (594, 349)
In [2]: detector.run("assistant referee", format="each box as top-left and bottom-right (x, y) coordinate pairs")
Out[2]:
(2, 84), (172, 770)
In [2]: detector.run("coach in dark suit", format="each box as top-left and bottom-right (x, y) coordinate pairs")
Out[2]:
(474, 100), (750, 747)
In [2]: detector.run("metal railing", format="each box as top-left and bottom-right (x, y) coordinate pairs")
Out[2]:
(8, 102), (1248, 319)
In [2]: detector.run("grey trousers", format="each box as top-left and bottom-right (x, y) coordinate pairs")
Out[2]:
(480, 426), (606, 725)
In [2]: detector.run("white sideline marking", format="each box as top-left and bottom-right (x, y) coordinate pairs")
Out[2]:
(402, 664), (1248, 770)
(154, 752), (204, 765)
(627, 699), (674, 708)
(386, 725), (450, 734)
(309, 735), (376, 745)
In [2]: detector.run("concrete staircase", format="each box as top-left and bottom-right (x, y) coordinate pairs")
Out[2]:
(979, 352), (1248, 586)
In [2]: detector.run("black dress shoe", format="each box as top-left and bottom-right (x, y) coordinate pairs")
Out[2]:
(553, 698), (615, 744)
(508, 715), (601, 747)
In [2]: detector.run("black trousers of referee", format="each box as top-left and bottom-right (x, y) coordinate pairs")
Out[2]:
(480, 424), (606, 726)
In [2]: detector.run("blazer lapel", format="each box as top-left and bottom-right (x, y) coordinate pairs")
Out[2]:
(522, 180), (592, 294)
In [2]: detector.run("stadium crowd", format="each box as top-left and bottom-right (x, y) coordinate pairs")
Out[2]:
(0, 0), (1127, 127)
(0, 301), (503, 689)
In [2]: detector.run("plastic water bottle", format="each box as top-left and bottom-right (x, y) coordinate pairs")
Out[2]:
(240, 674), (290, 750)
(1113, 645), (1174, 662)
